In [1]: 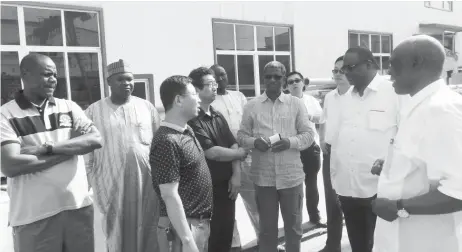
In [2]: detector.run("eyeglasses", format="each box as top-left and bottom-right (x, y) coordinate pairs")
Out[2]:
(203, 82), (218, 88)
(180, 92), (198, 98)
(287, 78), (302, 85)
(341, 60), (371, 73)
(331, 69), (345, 74)
(264, 74), (283, 81)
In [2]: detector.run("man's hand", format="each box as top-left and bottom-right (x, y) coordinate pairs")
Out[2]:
(372, 198), (399, 222)
(271, 138), (290, 153)
(371, 159), (385, 176)
(20, 145), (46, 156)
(254, 137), (270, 152)
(320, 141), (329, 154)
(237, 147), (249, 160)
(228, 173), (241, 200)
(74, 118), (93, 135)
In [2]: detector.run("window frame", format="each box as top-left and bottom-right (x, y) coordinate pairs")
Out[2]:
(424, 1), (453, 12)
(348, 30), (393, 75)
(1, 1), (109, 101)
(212, 18), (295, 97)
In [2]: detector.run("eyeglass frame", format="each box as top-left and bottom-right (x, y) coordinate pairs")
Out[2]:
(287, 78), (303, 85)
(331, 69), (345, 74)
(341, 60), (372, 73)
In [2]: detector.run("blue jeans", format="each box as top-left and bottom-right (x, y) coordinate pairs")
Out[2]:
(157, 216), (210, 252)
(255, 183), (304, 252)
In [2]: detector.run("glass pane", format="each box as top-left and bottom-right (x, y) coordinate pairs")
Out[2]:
(68, 53), (101, 109)
(360, 34), (370, 48)
(213, 22), (235, 50)
(1, 6), (20, 45)
(373, 56), (381, 70)
(64, 11), (99, 47)
(382, 56), (390, 71)
(257, 26), (273, 51)
(239, 86), (255, 97)
(275, 27), (290, 51)
(24, 8), (63, 46)
(258, 55), (274, 89)
(349, 33), (358, 48)
(32, 52), (67, 99)
(276, 55), (291, 74)
(216, 54), (236, 87)
(371, 35), (380, 53)
(237, 55), (255, 96)
(1, 52), (21, 105)
(381, 35), (391, 53)
(132, 82), (146, 99)
(236, 25), (254, 51)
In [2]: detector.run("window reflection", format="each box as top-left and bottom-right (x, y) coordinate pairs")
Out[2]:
(68, 53), (101, 109)
(275, 27), (290, 51)
(371, 35), (380, 53)
(1, 52), (21, 105)
(236, 25), (254, 51)
(213, 23), (234, 50)
(237, 55), (255, 97)
(276, 55), (290, 74)
(64, 11), (99, 47)
(217, 54), (236, 87)
(33, 52), (67, 99)
(1, 5), (20, 45)
(349, 33), (359, 47)
(24, 7), (63, 46)
(257, 26), (273, 51)
(259, 55), (273, 87)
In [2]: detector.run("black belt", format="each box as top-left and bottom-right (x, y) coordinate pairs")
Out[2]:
(188, 213), (212, 220)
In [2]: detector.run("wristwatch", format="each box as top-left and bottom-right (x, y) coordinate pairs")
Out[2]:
(43, 141), (54, 155)
(397, 199), (410, 218)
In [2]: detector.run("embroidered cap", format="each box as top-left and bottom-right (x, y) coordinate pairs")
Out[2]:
(107, 59), (133, 78)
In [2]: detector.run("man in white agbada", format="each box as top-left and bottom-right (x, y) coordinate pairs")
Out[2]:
(372, 35), (462, 252)
(85, 59), (161, 252)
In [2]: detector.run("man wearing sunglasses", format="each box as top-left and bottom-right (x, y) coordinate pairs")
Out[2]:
(331, 47), (405, 252)
(238, 61), (314, 252)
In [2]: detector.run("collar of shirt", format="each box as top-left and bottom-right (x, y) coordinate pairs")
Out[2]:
(14, 90), (55, 110)
(259, 92), (288, 103)
(400, 78), (446, 119)
(197, 106), (220, 119)
(160, 121), (187, 133)
(352, 73), (382, 96)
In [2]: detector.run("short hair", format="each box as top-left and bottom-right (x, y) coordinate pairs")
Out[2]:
(263, 61), (286, 76)
(188, 67), (215, 90)
(286, 71), (304, 80)
(20, 53), (50, 75)
(345, 47), (379, 69)
(335, 56), (344, 64)
(160, 75), (191, 112)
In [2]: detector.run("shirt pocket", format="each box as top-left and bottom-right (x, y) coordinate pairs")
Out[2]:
(135, 122), (153, 145)
(367, 110), (396, 132)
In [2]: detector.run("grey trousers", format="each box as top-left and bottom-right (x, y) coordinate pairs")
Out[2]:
(157, 216), (210, 252)
(255, 183), (304, 252)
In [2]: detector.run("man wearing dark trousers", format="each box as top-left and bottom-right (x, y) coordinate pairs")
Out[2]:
(188, 67), (248, 252)
(317, 56), (350, 252)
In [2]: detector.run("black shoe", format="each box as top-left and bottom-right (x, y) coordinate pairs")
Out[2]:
(310, 220), (327, 228)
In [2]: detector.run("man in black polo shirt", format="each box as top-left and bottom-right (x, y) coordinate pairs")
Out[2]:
(187, 67), (248, 252)
(150, 75), (213, 252)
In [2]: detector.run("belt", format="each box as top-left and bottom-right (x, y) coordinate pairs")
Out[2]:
(188, 213), (212, 220)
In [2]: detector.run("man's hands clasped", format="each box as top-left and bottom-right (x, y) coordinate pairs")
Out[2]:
(254, 136), (290, 153)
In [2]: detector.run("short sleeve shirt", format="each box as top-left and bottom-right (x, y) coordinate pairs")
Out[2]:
(150, 123), (213, 217)
(188, 106), (237, 183)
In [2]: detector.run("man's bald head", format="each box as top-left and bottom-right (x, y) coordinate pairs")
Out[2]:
(390, 35), (446, 95)
(20, 53), (54, 76)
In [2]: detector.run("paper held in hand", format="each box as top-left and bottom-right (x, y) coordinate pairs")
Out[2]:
(269, 134), (281, 146)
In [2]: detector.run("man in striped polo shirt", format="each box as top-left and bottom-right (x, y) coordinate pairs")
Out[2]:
(1, 53), (102, 252)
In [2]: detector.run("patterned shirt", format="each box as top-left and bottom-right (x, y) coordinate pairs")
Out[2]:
(237, 92), (314, 189)
(150, 122), (213, 217)
(188, 106), (237, 183)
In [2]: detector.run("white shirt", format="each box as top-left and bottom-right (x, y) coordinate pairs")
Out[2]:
(320, 88), (349, 145)
(332, 73), (406, 198)
(374, 79), (462, 252)
(300, 93), (322, 145)
(211, 90), (247, 137)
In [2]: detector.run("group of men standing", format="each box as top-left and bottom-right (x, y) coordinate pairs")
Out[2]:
(1, 34), (462, 252)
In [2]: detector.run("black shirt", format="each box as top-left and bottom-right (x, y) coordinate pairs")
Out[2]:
(150, 125), (213, 217)
(188, 106), (237, 183)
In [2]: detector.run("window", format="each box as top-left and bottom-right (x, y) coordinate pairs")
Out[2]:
(425, 1), (453, 11)
(429, 31), (455, 51)
(1, 3), (106, 109)
(348, 31), (392, 75)
(213, 19), (294, 97)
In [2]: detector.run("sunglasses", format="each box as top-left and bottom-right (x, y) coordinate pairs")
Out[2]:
(264, 74), (284, 81)
(331, 69), (345, 74)
(341, 60), (371, 73)
(287, 78), (302, 85)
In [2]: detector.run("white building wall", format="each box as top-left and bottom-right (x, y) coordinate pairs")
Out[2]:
(50, 1), (462, 108)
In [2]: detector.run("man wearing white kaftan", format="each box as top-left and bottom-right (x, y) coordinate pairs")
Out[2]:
(85, 59), (161, 252)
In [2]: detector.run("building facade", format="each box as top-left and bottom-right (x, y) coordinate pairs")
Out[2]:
(1, 1), (462, 111)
